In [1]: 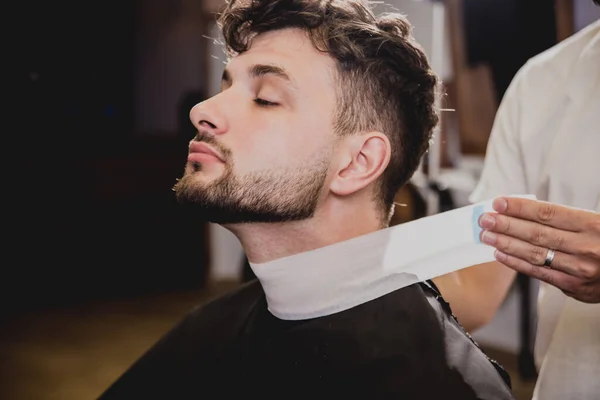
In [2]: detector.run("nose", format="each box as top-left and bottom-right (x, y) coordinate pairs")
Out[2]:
(189, 95), (229, 136)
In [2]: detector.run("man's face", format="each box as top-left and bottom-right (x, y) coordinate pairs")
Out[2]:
(174, 28), (339, 224)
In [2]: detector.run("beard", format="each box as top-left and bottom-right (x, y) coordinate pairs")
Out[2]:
(173, 143), (331, 225)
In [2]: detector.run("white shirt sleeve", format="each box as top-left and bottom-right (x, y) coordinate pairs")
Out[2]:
(469, 66), (530, 204)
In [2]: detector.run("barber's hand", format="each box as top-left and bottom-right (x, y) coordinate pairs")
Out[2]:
(478, 197), (600, 303)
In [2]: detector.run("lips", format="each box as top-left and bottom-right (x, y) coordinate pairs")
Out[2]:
(188, 141), (225, 163)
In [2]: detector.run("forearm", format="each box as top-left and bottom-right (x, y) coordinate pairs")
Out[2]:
(432, 261), (516, 332)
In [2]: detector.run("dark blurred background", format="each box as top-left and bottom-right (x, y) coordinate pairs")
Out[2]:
(3, 0), (597, 399)
(7, 0), (213, 319)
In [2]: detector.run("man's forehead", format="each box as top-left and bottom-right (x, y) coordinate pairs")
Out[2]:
(225, 28), (335, 74)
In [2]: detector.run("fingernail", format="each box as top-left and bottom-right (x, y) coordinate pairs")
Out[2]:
(493, 198), (508, 213)
(479, 214), (496, 229)
(482, 231), (497, 245)
(494, 250), (507, 261)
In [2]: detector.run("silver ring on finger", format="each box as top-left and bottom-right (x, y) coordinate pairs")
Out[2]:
(543, 248), (555, 268)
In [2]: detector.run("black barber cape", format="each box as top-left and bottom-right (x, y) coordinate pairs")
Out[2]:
(98, 280), (514, 399)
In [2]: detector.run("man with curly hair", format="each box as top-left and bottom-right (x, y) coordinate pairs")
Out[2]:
(99, 1), (514, 398)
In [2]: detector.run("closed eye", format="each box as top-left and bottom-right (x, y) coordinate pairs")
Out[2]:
(254, 98), (279, 107)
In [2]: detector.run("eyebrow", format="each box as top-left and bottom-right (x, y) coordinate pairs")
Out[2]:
(221, 64), (299, 91)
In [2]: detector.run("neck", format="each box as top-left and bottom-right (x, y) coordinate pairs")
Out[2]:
(225, 199), (383, 263)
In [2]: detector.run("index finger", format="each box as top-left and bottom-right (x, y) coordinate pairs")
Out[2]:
(492, 197), (596, 232)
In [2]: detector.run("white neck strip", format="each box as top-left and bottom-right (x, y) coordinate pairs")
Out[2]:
(250, 195), (535, 320)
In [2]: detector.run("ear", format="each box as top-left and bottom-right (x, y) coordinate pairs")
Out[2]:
(330, 132), (391, 196)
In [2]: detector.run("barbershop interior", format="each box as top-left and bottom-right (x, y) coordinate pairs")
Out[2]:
(4, 0), (599, 399)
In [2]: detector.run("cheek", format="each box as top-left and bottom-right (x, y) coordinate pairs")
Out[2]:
(273, 116), (328, 159)
(230, 115), (295, 170)
(229, 103), (333, 171)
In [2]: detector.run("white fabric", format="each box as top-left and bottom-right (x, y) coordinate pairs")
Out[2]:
(469, 19), (600, 400)
(250, 196), (533, 321)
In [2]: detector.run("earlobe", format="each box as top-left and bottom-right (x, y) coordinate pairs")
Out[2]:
(330, 132), (391, 196)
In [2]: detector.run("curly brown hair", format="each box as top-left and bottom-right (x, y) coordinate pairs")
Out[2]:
(217, 0), (439, 222)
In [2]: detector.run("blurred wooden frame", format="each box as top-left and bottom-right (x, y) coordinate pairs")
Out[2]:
(555, 0), (575, 41)
(444, 0), (499, 156)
